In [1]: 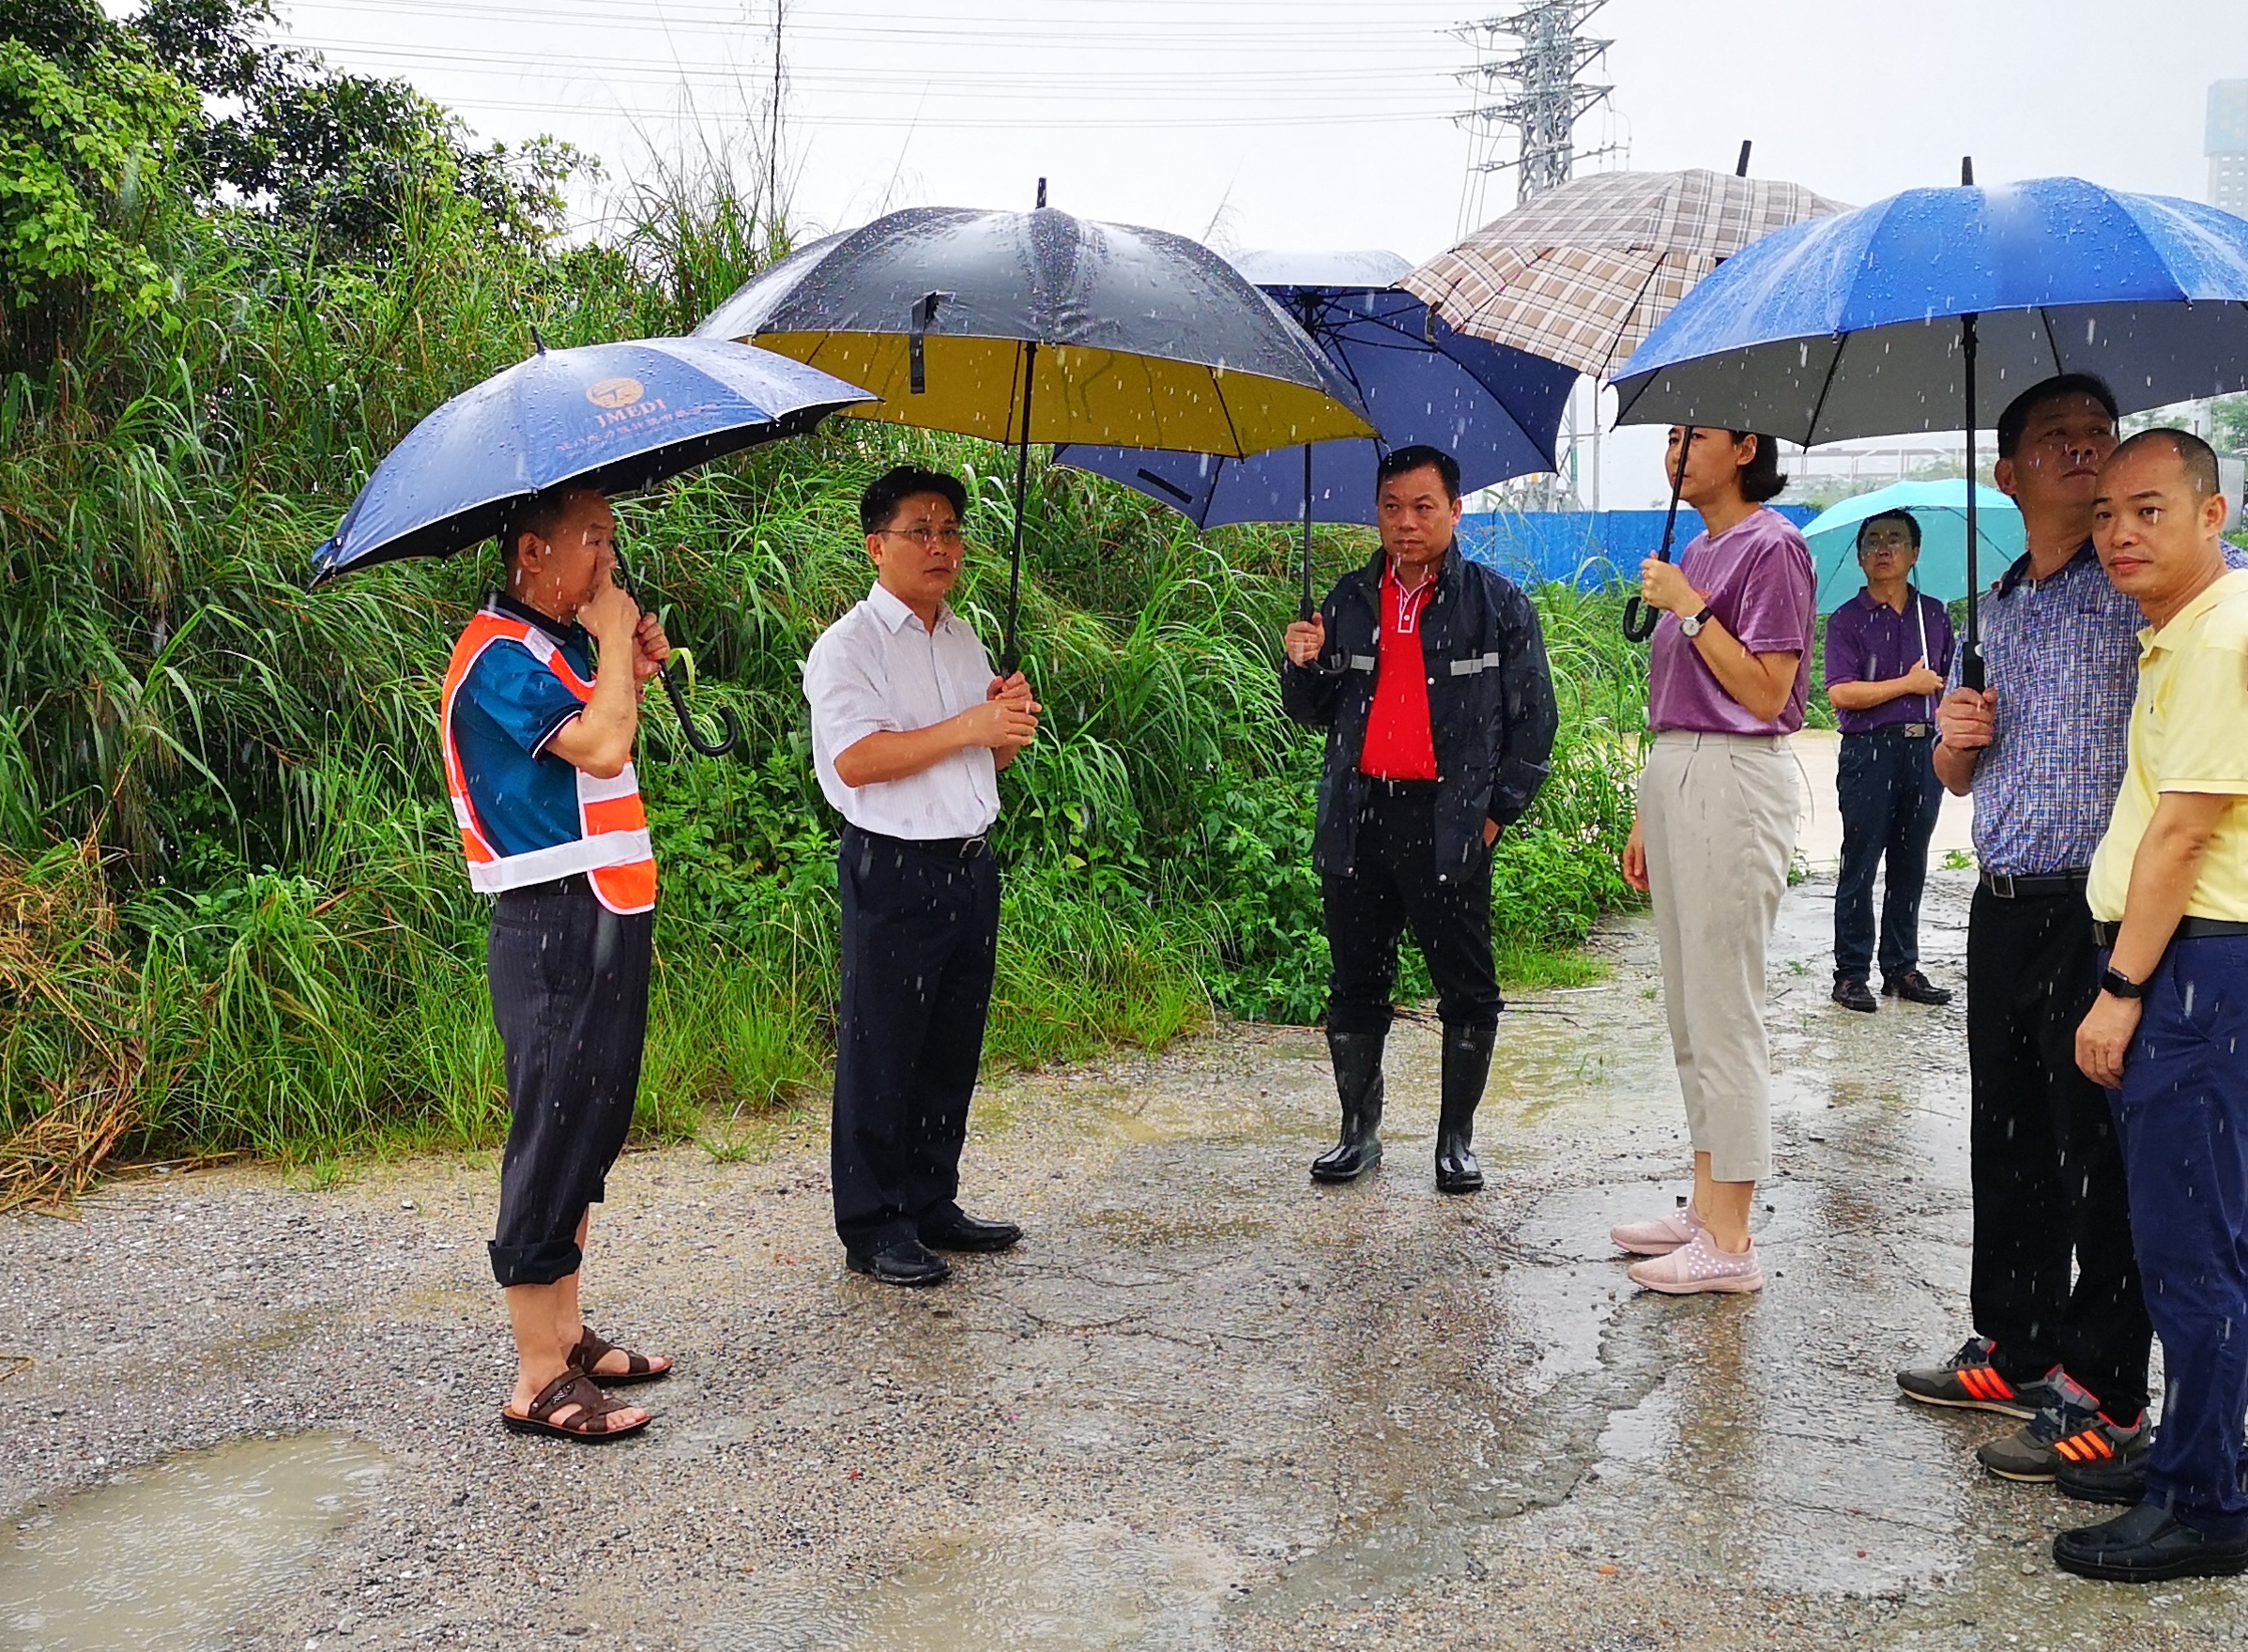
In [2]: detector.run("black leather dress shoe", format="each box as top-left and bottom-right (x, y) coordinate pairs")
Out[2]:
(1831, 976), (1877, 1014)
(1883, 969), (1954, 1006)
(2053, 1502), (2248, 1583)
(846, 1239), (952, 1287)
(922, 1213), (1022, 1253)
(2058, 1456), (2148, 1507)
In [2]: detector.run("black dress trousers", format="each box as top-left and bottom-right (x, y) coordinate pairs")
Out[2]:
(1965, 881), (2151, 1417)
(833, 824), (1002, 1253)
(486, 875), (654, 1288)
(1323, 784), (1503, 1037)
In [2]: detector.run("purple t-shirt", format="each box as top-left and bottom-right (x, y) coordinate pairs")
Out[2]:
(1823, 589), (1956, 734)
(1646, 508), (1816, 736)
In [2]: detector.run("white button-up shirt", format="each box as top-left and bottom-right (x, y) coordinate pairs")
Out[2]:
(803, 581), (1002, 839)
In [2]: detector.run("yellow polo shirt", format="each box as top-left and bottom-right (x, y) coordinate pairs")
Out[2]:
(2088, 567), (2248, 924)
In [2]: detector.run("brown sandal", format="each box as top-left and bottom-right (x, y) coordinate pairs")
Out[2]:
(499, 1370), (650, 1443)
(567, 1325), (671, 1386)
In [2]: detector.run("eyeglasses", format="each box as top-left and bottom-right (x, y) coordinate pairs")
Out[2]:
(879, 526), (966, 550)
(1858, 533), (1915, 552)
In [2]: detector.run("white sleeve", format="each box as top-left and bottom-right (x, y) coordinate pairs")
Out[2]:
(803, 619), (900, 768)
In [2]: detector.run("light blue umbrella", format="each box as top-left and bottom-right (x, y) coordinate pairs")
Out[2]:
(1802, 480), (2021, 612)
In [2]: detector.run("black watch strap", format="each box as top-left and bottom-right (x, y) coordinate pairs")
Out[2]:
(2101, 966), (2146, 1001)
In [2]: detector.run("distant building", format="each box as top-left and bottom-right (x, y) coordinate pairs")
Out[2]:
(2212, 80), (2248, 216)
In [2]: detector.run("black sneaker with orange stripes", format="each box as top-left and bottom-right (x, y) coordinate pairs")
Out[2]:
(1977, 1374), (2149, 1484)
(1896, 1336), (2057, 1420)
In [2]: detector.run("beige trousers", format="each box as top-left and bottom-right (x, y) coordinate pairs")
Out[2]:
(1638, 731), (1799, 1184)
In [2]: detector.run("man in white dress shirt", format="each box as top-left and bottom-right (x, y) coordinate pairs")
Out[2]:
(803, 466), (1040, 1286)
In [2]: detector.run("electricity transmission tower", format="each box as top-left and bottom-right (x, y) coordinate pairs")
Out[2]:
(1453, 1), (1621, 232)
(1453, 0), (1623, 512)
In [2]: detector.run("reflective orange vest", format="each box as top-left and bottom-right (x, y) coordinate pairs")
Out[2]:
(439, 605), (657, 914)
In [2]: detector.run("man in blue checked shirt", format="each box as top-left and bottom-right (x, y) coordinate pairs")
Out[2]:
(1891, 375), (2154, 1490)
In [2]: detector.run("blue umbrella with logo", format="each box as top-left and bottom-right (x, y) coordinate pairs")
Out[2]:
(1801, 479), (2022, 611)
(311, 335), (874, 752)
(1051, 249), (1577, 618)
(1611, 169), (2248, 684)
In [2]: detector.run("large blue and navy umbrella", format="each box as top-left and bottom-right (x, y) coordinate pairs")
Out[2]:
(311, 336), (873, 753)
(1611, 172), (2248, 681)
(1051, 249), (1577, 616)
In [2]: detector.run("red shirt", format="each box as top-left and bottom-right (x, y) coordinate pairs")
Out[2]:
(1357, 560), (1439, 781)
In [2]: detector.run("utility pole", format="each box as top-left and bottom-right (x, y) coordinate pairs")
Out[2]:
(767, 0), (786, 231)
(1454, 2), (1621, 512)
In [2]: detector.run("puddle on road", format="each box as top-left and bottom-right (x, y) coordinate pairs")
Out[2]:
(0, 1432), (390, 1651)
(718, 1523), (1238, 1652)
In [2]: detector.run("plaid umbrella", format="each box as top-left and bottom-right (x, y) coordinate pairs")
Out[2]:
(1403, 167), (1849, 381)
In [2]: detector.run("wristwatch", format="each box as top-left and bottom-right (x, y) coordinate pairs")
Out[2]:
(2100, 965), (2146, 1001)
(1679, 604), (1714, 638)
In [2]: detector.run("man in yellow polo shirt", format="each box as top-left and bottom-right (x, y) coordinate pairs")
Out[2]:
(2051, 428), (2248, 1584)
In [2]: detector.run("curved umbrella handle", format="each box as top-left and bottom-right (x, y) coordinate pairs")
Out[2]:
(1624, 424), (1697, 646)
(659, 660), (739, 757)
(1621, 594), (1659, 642)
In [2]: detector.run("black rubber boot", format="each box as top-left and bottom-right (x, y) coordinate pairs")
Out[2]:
(1311, 1029), (1385, 1183)
(1435, 1023), (1494, 1194)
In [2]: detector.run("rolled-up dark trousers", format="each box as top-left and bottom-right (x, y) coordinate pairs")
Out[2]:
(486, 875), (653, 1289)
(1323, 783), (1502, 1036)
(2111, 935), (2248, 1539)
(1965, 882), (2150, 1415)
(833, 824), (1000, 1253)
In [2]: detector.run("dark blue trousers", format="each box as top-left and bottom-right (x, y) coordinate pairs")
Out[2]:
(2112, 935), (2248, 1539)
(1833, 728), (1943, 982)
(832, 825), (1000, 1253)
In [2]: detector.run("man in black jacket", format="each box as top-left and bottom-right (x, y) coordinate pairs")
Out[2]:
(1281, 444), (1557, 1193)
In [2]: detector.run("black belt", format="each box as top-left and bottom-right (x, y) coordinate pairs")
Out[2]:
(1363, 776), (1440, 798)
(1847, 724), (1933, 740)
(2091, 916), (2248, 947)
(1980, 868), (2088, 900)
(847, 824), (989, 861)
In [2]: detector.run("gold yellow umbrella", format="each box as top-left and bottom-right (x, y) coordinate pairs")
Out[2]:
(696, 189), (1374, 666)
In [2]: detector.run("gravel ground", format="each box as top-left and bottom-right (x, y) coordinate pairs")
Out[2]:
(6, 870), (2248, 1651)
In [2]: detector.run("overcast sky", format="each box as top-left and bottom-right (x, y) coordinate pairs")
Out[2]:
(270, 0), (2246, 505)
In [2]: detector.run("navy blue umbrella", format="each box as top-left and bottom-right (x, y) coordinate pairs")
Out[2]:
(1052, 249), (1577, 617)
(311, 336), (873, 752)
(1611, 171), (2248, 682)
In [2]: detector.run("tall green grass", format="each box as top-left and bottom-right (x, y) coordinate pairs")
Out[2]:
(0, 152), (1646, 1169)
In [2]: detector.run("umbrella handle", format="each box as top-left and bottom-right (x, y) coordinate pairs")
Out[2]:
(1624, 424), (1695, 644)
(660, 659), (741, 757)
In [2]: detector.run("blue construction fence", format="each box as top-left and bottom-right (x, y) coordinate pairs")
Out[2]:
(1458, 506), (1820, 590)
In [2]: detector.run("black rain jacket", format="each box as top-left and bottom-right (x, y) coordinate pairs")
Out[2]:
(1281, 544), (1558, 881)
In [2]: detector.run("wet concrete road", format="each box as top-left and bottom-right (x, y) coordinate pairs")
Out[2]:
(6, 870), (2245, 1649)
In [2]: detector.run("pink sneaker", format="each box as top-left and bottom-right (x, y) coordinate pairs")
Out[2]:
(1627, 1229), (1764, 1294)
(1610, 1202), (1704, 1256)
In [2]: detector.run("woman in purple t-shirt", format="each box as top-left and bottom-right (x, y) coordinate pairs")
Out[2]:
(1612, 428), (1815, 1295)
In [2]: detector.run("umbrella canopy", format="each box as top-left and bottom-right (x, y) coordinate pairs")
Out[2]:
(311, 336), (873, 582)
(696, 206), (1375, 452)
(1403, 168), (1849, 381)
(1609, 173), (2248, 682)
(1050, 249), (1575, 529)
(1610, 176), (2248, 439)
(698, 200), (1375, 665)
(1800, 480), (2022, 612)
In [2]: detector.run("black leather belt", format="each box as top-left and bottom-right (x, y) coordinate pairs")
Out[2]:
(2092, 916), (2248, 947)
(849, 825), (989, 861)
(1980, 868), (2089, 899)
(1363, 776), (1440, 798)
(1848, 723), (1933, 739)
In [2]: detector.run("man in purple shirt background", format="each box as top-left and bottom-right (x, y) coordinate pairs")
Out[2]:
(1824, 508), (1957, 1013)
